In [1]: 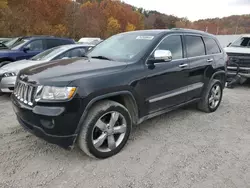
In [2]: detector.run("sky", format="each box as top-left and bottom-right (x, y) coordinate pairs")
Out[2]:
(123, 0), (250, 21)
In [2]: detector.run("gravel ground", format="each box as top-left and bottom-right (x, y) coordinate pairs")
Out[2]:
(0, 86), (250, 188)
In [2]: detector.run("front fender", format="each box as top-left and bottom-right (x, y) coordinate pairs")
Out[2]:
(74, 90), (138, 136)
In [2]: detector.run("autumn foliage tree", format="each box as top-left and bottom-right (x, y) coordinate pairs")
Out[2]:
(0, 0), (249, 38)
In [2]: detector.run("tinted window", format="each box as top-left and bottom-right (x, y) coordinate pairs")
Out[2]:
(26, 40), (44, 51)
(203, 37), (221, 54)
(46, 39), (64, 49)
(231, 37), (250, 47)
(185, 36), (205, 57)
(156, 35), (183, 60)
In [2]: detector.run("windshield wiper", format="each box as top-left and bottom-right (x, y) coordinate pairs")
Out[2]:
(90, 55), (113, 61)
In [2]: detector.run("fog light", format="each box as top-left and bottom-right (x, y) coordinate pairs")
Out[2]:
(40, 119), (55, 129)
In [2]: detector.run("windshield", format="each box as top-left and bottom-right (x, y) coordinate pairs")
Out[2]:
(11, 39), (30, 50)
(30, 46), (67, 61)
(4, 37), (19, 48)
(230, 37), (250, 47)
(87, 32), (157, 62)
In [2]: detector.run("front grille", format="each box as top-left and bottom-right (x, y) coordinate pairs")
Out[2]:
(227, 53), (250, 67)
(13, 80), (37, 106)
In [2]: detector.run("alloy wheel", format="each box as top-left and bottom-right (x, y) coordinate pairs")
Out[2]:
(91, 111), (127, 152)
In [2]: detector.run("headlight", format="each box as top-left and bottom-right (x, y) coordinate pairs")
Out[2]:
(3, 72), (17, 77)
(36, 86), (77, 101)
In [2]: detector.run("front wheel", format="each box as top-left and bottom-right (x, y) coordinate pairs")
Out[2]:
(78, 100), (132, 159)
(197, 79), (223, 113)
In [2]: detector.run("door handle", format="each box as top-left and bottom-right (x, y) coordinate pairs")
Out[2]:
(179, 64), (188, 68)
(207, 59), (214, 63)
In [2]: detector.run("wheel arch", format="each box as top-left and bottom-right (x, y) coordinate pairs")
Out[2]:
(75, 91), (139, 136)
(204, 66), (226, 88)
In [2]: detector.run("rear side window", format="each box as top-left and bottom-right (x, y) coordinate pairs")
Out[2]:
(203, 37), (221, 54)
(45, 39), (72, 49)
(45, 39), (63, 49)
(185, 36), (205, 57)
(157, 35), (183, 60)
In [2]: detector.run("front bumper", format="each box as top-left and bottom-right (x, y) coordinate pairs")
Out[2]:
(0, 76), (16, 93)
(11, 95), (84, 149)
(227, 66), (250, 78)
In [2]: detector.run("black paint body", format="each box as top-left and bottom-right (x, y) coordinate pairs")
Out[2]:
(11, 29), (227, 149)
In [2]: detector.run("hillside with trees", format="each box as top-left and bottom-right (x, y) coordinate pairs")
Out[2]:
(0, 0), (249, 39)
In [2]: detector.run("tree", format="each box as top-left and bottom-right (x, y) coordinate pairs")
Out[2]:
(106, 17), (121, 37)
(126, 23), (136, 31)
(154, 17), (165, 29)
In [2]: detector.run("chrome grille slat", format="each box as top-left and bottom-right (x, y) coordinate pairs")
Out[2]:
(14, 80), (36, 106)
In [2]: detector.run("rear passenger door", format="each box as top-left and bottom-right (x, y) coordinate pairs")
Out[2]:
(203, 37), (222, 69)
(184, 35), (214, 101)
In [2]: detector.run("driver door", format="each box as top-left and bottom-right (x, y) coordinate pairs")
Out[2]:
(20, 40), (45, 60)
(142, 34), (190, 113)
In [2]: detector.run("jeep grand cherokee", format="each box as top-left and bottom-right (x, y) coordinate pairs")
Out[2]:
(11, 29), (227, 159)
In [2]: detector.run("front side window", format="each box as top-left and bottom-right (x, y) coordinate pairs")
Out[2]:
(203, 37), (221, 55)
(156, 35), (183, 60)
(185, 36), (205, 58)
(230, 37), (250, 47)
(26, 40), (44, 51)
(87, 32), (157, 62)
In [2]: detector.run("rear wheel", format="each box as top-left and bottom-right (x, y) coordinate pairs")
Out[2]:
(197, 79), (223, 113)
(78, 100), (132, 159)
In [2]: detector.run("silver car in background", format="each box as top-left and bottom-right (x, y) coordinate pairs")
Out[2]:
(0, 43), (94, 93)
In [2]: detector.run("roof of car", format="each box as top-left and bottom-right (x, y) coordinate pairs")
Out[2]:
(125, 28), (215, 37)
(18, 35), (73, 40)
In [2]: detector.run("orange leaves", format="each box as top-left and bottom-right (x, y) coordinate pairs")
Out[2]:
(0, 0), (7, 8)
(126, 23), (136, 32)
(107, 17), (121, 36)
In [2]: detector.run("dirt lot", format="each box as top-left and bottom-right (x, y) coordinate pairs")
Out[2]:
(0, 86), (250, 188)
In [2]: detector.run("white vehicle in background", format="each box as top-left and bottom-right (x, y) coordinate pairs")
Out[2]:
(224, 35), (250, 83)
(78, 37), (102, 45)
(0, 44), (94, 94)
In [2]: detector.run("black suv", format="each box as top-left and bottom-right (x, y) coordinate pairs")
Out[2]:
(11, 29), (227, 159)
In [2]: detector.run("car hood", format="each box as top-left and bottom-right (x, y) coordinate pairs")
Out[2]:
(224, 46), (250, 54)
(19, 57), (128, 85)
(0, 59), (47, 73)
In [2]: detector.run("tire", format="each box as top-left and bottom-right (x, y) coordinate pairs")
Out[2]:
(197, 79), (223, 113)
(0, 61), (11, 67)
(78, 100), (132, 159)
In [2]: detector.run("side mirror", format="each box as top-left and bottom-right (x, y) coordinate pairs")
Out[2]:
(149, 50), (172, 64)
(23, 46), (30, 52)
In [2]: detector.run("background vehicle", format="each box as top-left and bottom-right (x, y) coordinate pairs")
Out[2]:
(78, 37), (102, 45)
(12, 29), (227, 159)
(224, 35), (250, 84)
(0, 44), (94, 94)
(0, 36), (75, 67)
(0, 38), (13, 49)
